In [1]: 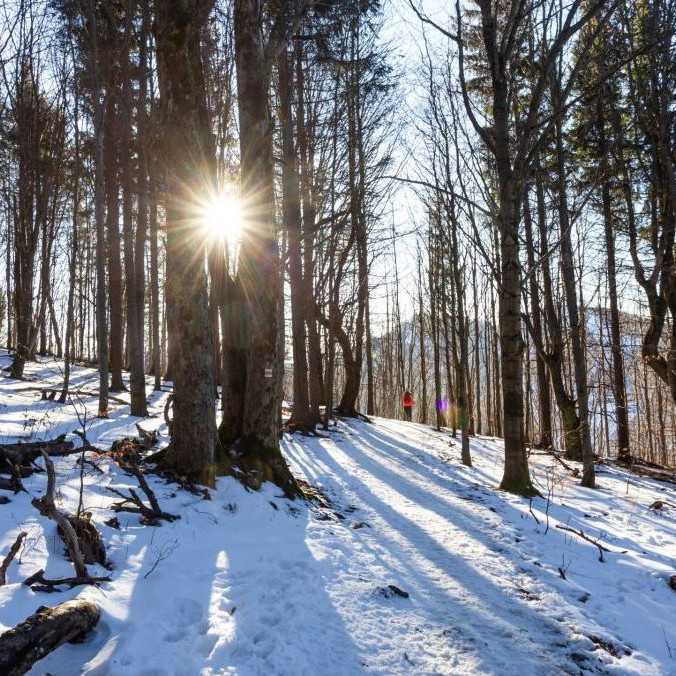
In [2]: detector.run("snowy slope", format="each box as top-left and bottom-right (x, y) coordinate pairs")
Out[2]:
(0, 352), (674, 675)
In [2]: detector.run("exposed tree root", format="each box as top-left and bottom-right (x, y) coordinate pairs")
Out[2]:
(216, 437), (301, 499)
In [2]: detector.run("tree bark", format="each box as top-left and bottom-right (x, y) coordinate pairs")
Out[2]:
(219, 0), (299, 494)
(154, 0), (217, 484)
(0, 601), (100, 676)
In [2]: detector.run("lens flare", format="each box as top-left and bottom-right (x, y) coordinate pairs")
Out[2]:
(200, 192), (242, 244)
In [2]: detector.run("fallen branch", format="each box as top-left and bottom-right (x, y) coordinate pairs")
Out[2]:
(555, 524), (624, 562)
(16, 386), (129, 406)
(22, 569), (110, 592)
(107, 460), (178, 525)
(0, 600), (100, 675)
(0, 531), (27, 585)
(27, 451), (108, 590)
(530, 447), (578, 475)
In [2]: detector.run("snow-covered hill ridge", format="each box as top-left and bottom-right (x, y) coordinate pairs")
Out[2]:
(0, 354), (674, 675)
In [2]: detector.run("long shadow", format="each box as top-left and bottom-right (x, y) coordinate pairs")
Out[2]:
(348, 422), (638, 577)
(346, 423), (528, 551)
(33, 476), (365, 675)
(287, 435), (585, 675)
(320, 421), (675, 670)
(358, 420), (676, 566)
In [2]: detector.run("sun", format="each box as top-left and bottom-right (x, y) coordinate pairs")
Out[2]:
(200, 192), (243, 244)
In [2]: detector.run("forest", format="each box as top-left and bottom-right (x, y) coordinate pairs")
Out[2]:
(0, 0), (674, 673)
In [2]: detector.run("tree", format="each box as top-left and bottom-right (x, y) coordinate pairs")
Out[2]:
(154, 0), (217, 483)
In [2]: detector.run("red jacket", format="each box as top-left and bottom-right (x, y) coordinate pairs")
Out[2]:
(402, 392), (414, 407)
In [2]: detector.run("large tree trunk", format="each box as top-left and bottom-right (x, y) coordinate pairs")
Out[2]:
(532, 169), (582, 459)
(219, 0), (298, 494)
(154, 0), (217, 484)
(449, 202), (472, 466)
(149, 188), (161, 391)
(122, 1), (147, 417)
(495, 168), (534, 494)
(9, 68), (40, 380)
(295, 41), (324, 423)
(417, 251), (428, 424)
(92, 82), (109, 416)
(428, 223), (445, 431)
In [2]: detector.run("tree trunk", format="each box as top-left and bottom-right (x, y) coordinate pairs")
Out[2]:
(122, 1), (147, 417)
(278, 47), (312, 430)
(495, 171), (534, 495)
(219, 0), (298, 494)
(449, 201), (472, 466)
(551, 81), (594, 487)
(104, 87), (124, 392)
(154, 0), (217, 484)
(597, 91), (630, 461)
(417, 250), (428, 424)
(523, 186), (552, 448)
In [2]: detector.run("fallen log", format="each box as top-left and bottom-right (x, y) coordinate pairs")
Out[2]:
(0, 477), (22, 493)
(0, 437), (75, 470)
(0, 600), (100, 675)
(610, 458), (676, 485)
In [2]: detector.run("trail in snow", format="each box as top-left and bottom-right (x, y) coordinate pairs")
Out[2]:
(0, 353), (674, 675)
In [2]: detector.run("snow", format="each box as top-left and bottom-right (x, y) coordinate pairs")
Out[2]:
(0, 351), (675, 675)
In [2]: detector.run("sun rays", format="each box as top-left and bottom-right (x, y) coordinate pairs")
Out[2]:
(199, 190), (243, 247)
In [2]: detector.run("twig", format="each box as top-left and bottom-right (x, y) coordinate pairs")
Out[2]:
(555, 524), (624, 562)
(528, 498), (540, 525)
(143, 538), (179, 579)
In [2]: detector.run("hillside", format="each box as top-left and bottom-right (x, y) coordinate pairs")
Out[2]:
(0, 353), (674, 675)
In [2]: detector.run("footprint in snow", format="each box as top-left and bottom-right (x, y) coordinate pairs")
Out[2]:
(162, 598), (204, 643)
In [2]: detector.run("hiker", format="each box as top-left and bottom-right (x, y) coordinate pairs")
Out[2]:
(402, 390), (414, 421)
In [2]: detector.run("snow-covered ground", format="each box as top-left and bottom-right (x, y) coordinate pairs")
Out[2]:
(0, 352), (675, 675)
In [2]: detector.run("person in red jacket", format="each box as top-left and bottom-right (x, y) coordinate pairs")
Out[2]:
(402, 390), (414, 421)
